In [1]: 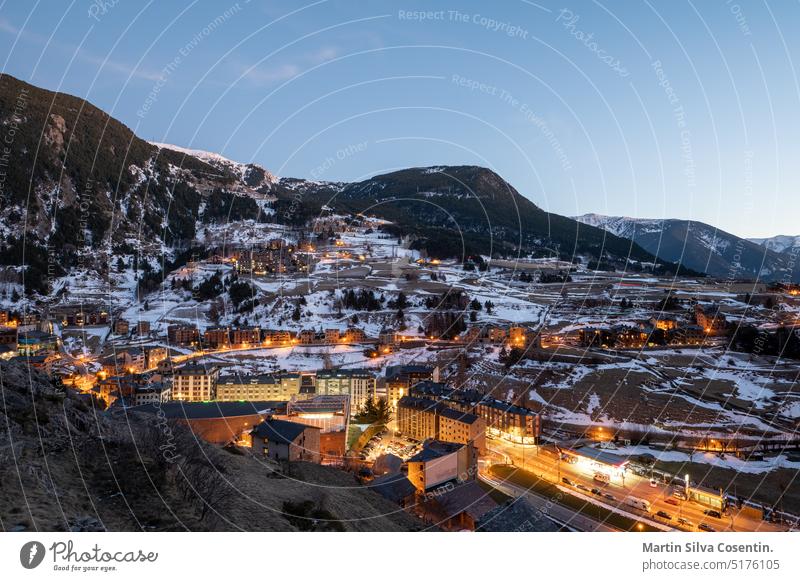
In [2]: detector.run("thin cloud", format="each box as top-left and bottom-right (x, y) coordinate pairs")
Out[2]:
(239, 45), (340, 86)
(242, 63), (301, 84)
(0, 17), (162, 81)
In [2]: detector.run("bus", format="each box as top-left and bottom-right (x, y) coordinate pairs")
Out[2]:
(624, 497), (651, 512)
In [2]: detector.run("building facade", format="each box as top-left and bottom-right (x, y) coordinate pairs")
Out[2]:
(385, 364), (438, 410)
(250, 418), (321, 463)
(396, 395), (486, 453)
(315, 368), (376, 415)
(171, 364), (220, 402)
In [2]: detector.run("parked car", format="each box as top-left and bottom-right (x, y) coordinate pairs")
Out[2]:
(677, 518), (693, 528)
(698, 523), (716, 532)
(649, 479), (658, 487)
(656, 510), (672, 520)
(562, 477), (575, 486)
(704, 509), (722, 519)
(665, 498), (679, 506)
(603, 493), (616, 501)
(577, 484), (590, 492)
(591, 488), (602, 496)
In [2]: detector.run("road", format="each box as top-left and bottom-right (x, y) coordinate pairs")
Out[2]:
(488, 438), (788, 533)
(478, 470), (620, 532)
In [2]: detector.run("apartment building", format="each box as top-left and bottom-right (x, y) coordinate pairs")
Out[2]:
(695, 304), (728, 336)
(216, 373), (278, 401)
(171, 364), (220, 402)
(167, 324), (200, 346)
(385, 364), (439, 409)
(215, 372), (302, 401)
(409, 381), (540, 445)
(315, 368), (376, 415)
(438, 407), (485, 453)
(231, 326), (261, 347)
(396, 395), (485, 453)
(204, 327), (231, 349)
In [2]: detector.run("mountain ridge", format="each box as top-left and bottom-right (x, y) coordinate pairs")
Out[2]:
(575, 213), (799, 282)
(0, 73), (700, 297)
(749, 234), (800, 255)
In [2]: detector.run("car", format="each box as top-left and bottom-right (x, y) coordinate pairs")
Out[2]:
(698, 523), (716, 532)
(649, 479), (658, 487)
(576, 484), (590, 492)
(673, 490), (688, 500)
(665, 498), (679, 506)
(704, 509), (722, 519)
(591, 488), (602, 495)
(677, 518), (693, 528)
(656, 510), (672, 520)
(603, 493), (616, 501)
(562, 477), (575, 486)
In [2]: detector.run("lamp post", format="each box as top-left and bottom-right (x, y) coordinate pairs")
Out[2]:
(556, 452), (561, 483)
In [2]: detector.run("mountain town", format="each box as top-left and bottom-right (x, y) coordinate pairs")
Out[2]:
(3, 73), (800, 534)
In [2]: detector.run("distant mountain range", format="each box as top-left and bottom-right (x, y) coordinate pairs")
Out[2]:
(748, 234), (800, 254)
(576, 213), (800, 282)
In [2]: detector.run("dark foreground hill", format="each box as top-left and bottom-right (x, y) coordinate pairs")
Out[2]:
(0, 362), (423, 532)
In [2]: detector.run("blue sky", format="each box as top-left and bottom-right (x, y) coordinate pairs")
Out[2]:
(1, 0), (799, 238)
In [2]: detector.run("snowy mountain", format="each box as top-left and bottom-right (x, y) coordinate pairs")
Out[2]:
(0, 72), (694, 298)
(575, 213), (800, 282)
(0, 74), (272, 294)
(749, 234), (800, 255)
(574, 213), (666, 239)
(274, 167), (694, 273)
(151, 142), (278, 190)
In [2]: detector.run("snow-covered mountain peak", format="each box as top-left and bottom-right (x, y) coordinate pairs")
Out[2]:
(151, 141), (278, 186)
(749, 234), (800, 254)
